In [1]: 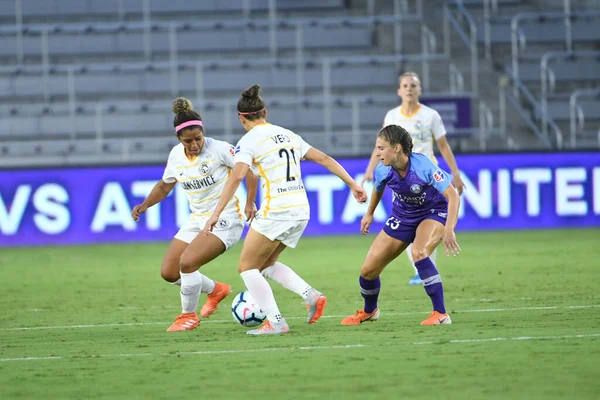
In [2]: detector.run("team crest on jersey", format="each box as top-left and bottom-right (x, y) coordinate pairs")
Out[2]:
(217, 219), (229, 228)
(433, 169), (445, 182)
(415, 120), (423, 130)
(200, 163), (210, 174)
(410, 184), (422, 194)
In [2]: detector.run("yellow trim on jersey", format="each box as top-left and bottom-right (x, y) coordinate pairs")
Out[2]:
(183, 147), (198, 162)
(189, 193), (221, 204)
(227, 168), (243, 220)
(192, 211), (213, 217)
(268, 203), (309, 211)
(176, 162), (199, 169)
(263, 162), (289, 173)
(255, 145), (300, 159)
(400, 104), (422, 118)
(253, 161), (272, 217)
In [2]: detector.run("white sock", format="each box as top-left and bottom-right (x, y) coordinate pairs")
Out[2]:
(240, 269), (282, 323)
(261, 262), (311, 302)
(180, 271), (202, 314)
(200, 274), (216, 294)
(170, 278), (181, 286)
(406, 243), (418, 275)
(430, 248), (437, 265)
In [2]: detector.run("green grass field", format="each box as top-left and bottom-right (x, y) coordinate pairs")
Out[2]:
(1, 229), (599, 399)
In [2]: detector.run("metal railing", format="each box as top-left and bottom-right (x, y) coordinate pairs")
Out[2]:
(569, 88), (600, 148)
(540, 50), (600, 137)
(443, 0), (479, 94)
(510, 10), (600, 98)
(502, 67), (562, 149)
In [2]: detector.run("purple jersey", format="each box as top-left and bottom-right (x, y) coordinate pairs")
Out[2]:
(374, 153), (451, 225)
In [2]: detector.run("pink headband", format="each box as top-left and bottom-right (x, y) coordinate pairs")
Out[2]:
(238, 108), (265, 115)
(175, 120), (203, 132)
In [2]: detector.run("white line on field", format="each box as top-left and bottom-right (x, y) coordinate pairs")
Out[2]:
(0, 344), (365, 362)
(4, 304), (599, 331)
(413, 333), (600, 345)
(2, 334), (599, 363)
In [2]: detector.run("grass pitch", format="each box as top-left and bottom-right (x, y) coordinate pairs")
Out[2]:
(1, 229), (599, 399)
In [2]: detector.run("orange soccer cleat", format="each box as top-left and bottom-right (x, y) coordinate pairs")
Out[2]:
(200, 282), (232, 318)
(246, 320), (290, 335)
(166, 312), (200, 332)
(306, 289), (327, 324)
(340, 308), (380, 325)
(420, 311), (452, 325)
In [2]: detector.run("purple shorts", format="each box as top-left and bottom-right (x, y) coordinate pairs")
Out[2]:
(382, 213), (447, 244)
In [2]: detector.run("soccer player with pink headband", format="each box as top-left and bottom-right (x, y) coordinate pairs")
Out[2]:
(131, 97), (258, 332)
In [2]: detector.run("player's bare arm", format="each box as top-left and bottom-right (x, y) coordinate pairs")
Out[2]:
(304, 147), (368, 203)
(244, 169), (258, 223)
(131, 180), (177, 221)
(436, 136), (466, 195)
(361, 187), (384, 235)
(204, 162), (250, 234)
(441, 185), (461, 256)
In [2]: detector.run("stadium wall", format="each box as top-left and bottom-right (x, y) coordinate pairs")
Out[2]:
(0, 152), (598, 247)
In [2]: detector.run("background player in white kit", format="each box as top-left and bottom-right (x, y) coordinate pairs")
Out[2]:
(131, 97), (258, 332)
(361, 72), (466, 285)
(204, 85), (367, 335)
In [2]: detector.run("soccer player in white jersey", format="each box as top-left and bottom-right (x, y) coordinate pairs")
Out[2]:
(203, 85), (368, 335)
(131, 97), (258, 332)
(361, 72), (466, 285)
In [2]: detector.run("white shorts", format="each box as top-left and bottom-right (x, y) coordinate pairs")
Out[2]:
(250, 217), (309, 248)
(174, 214), (244, 250)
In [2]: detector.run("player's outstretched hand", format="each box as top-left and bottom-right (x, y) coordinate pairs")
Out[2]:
(351, 184), (368, 203)
(452, 175), (466, 195)
(202, 214), (220, 235)
(131, 204), (147, 222)
(360, 214), (374, 235)
(360, 170), (374, 187)
(245, 202), (257, 224)
(443, 228), (461, 256)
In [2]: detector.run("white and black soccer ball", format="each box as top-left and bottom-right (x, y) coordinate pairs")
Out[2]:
(231, 291), (267, 327)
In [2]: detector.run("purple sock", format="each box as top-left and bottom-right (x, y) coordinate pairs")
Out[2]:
(414, 257), (446, 314)
(359, 276), (380, 313)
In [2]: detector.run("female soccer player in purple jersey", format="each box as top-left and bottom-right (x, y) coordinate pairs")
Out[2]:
(341, 124), (461, 326)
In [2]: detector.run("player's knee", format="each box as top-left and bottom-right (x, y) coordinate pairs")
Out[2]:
(360, 266), (379, 280)
(178, 255), (197, 274)
(411, 247), (428, 262)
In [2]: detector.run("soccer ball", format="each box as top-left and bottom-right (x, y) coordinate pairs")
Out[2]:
(231, 291), (267, 327)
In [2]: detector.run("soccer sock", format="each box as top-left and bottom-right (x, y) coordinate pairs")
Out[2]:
(169, 278), (181, 286)
(406, 243), (418, 275)
(180, 271), (202, 314)
(414, 257), (446, 314)
(200, 274), (216, 294)
(240, 269), (283, 324)
(359, 276), (381, 313)
(261, 262), (311, 301)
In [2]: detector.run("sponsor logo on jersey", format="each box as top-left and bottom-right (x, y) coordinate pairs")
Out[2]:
(229, 145), (235, 156)
(433, 169), (445, 182)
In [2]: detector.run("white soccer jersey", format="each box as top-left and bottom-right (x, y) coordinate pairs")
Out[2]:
(162, 138), (242, 219)
(383, 104), (446, 162)
(234, 123), (311, 220)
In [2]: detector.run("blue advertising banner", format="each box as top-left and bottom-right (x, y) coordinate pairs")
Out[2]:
(1, 152), (599, 247)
